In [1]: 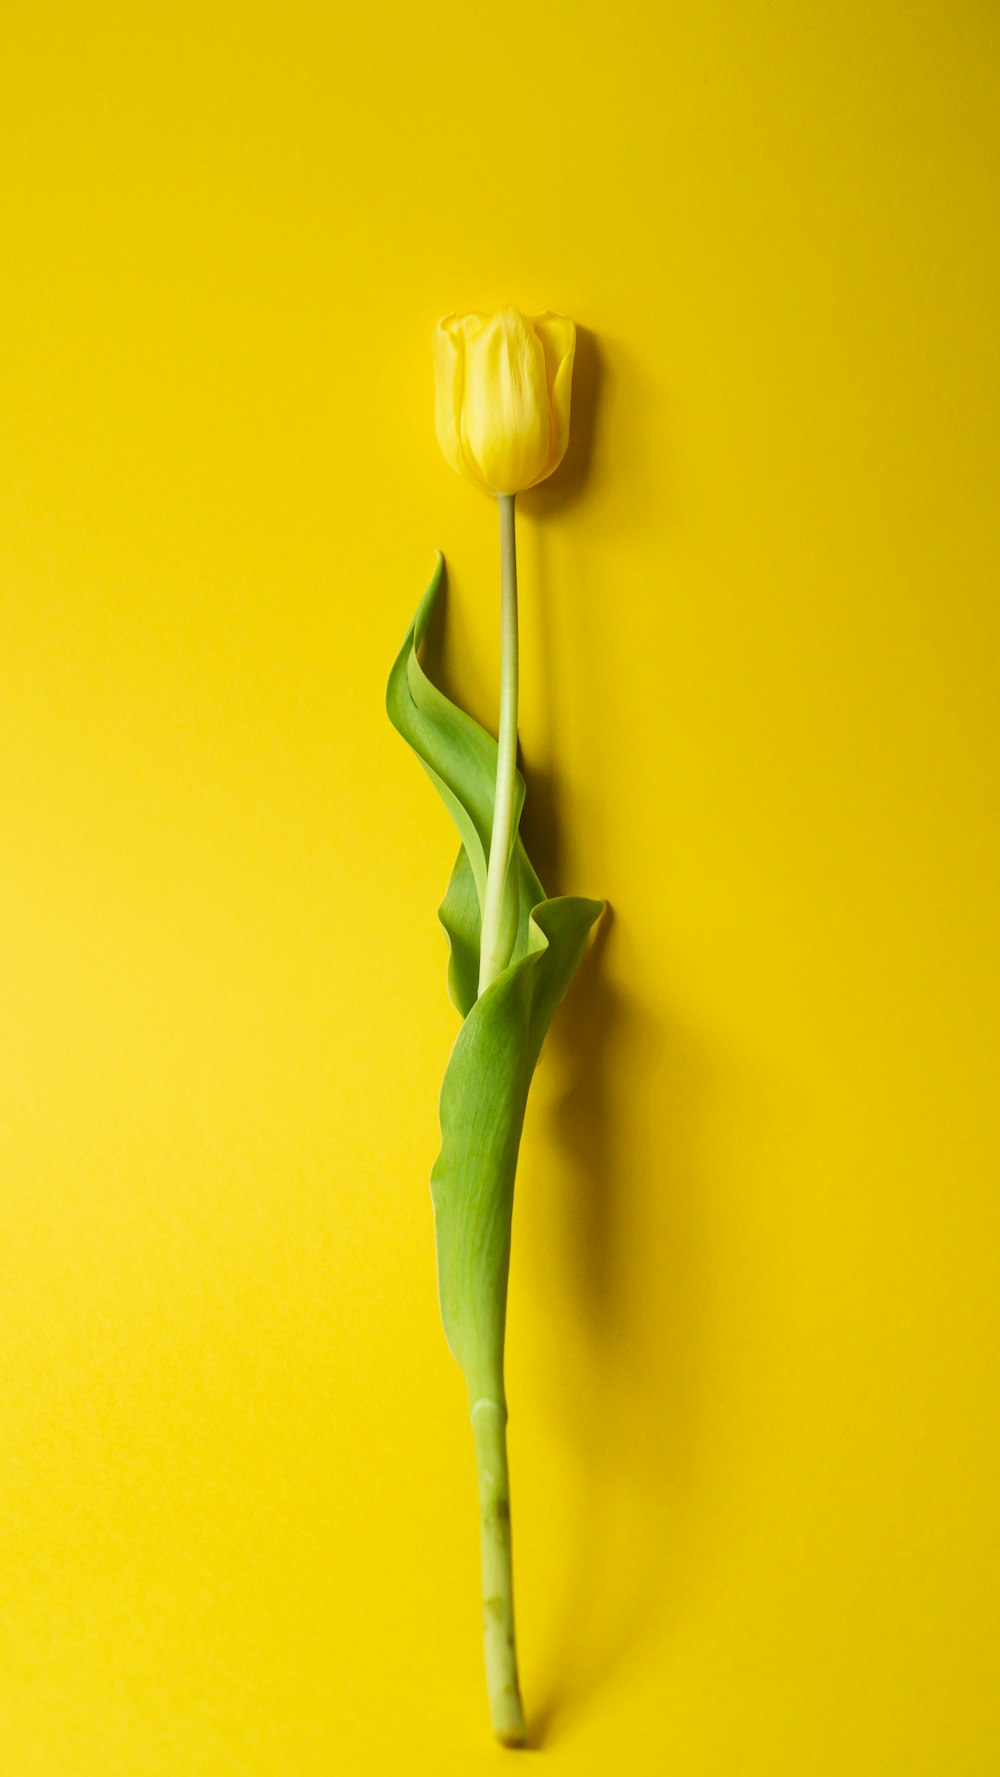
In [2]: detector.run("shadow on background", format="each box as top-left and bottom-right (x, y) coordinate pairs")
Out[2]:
(524, 323), (604, 518)
(420, 329), (723, 1745)
(517, 778), (721, 1749)
(514, 335), (723, 1746)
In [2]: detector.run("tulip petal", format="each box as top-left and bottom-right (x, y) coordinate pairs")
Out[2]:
(528, 311), (576, 486)
(434, 314), (494, 492)
(454, 312), (491, 341)
(461, 308), (552, 495)
(433, 317), (472, 487)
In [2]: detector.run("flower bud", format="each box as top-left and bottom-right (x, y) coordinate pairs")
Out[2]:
(433, 306), (576, 496)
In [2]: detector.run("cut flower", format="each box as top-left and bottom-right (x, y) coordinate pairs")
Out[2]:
(433, 306), (576, 495)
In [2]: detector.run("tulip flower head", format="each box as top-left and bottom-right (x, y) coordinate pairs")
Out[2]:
(434, 306), (576, 496)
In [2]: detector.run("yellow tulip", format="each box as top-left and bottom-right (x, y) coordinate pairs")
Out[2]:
(433, 306), (576, 496)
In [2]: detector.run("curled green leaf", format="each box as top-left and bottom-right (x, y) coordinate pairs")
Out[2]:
(387, 555), (604, 1401)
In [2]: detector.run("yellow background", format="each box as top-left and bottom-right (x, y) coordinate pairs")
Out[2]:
(2, 3), (998, 1771)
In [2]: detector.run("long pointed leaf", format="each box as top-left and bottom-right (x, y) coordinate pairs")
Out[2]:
(387, 557), (604, 1402)
(386, 554), (545, 1013)
(431, 892), (603, 1402)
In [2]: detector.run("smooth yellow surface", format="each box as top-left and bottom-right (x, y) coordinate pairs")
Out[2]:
(2, 4), (998, 1772)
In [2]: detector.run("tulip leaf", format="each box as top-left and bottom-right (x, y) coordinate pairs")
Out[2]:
(387, 555), (604, 1402)
(431, 892), (603, 1401)
(386, 552), (548, 1015)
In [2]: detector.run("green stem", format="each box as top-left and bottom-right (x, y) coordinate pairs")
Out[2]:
(478, 492), (519, 996)
(471, 1397), (526, 1746)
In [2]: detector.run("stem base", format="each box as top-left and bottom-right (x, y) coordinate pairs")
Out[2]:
(471, 1398), (526, 1746)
